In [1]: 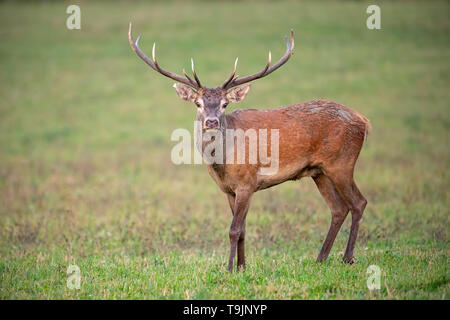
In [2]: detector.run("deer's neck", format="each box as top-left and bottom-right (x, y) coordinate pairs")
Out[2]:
(195, 115), (232, 169)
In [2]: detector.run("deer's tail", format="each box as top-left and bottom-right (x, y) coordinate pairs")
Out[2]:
(355, 112), (371, 142)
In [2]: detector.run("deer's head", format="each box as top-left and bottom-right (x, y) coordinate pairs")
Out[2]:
(128, 24), (294, 131)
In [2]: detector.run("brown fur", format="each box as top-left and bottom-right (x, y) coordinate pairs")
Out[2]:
(128, 24), (369, 271)
(194, 94), (370, 271)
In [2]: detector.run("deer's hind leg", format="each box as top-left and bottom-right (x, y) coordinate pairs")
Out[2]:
(326, 169), (367, 264)
(313, 174), (349, 262)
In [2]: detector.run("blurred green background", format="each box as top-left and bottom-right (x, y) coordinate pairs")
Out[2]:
(0, 0), (448, 299)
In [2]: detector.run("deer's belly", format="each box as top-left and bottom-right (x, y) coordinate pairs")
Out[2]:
(255, 162), (322, 191)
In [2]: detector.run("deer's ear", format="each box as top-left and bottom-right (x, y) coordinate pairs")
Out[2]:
(226, 85), (251, 103)
(173, 83), (197, 102)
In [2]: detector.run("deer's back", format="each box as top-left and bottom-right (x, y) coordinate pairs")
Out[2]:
(227, 99), (369, 151)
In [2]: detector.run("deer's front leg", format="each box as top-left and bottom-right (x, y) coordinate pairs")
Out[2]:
(227, 193), (246, 269)
(228, 190), (252, 272)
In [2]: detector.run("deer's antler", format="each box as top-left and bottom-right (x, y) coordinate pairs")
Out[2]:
(128, 23), (202, 89)
(221, 30), (294, 89)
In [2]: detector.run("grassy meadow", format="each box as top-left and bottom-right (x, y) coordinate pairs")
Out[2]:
(0, 0), (448, 299)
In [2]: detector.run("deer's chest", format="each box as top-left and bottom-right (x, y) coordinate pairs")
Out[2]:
(206, 163), (258, 195)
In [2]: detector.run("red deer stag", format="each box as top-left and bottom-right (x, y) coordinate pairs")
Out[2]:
(128, 24), (370, 272)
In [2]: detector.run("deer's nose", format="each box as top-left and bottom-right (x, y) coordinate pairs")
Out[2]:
(204, 118), (219, 129)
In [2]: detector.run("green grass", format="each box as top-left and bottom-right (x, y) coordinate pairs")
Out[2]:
(0, 0), (449, 299)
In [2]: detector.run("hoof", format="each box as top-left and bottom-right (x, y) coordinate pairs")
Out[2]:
(342, 256), (355, 264)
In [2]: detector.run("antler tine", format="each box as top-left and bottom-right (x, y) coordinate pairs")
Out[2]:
(191, 58), (202, 88)
(182, 68), (198, 87)
(264, 29), (294, 74)
(224, 29), (294, 90)
(221, 57), (239, 89)
(128, 23), (200, 89)
(152, 42), (156, 63)
(290, 29), (294, 51)
(224, 51), (271, 89)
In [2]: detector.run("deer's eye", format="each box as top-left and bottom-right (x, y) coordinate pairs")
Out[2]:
(195, 102), (201, 108)
(222, 102), (229, 108)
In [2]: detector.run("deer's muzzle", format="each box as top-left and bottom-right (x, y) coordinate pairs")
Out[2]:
(204, 118), (220, 130)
